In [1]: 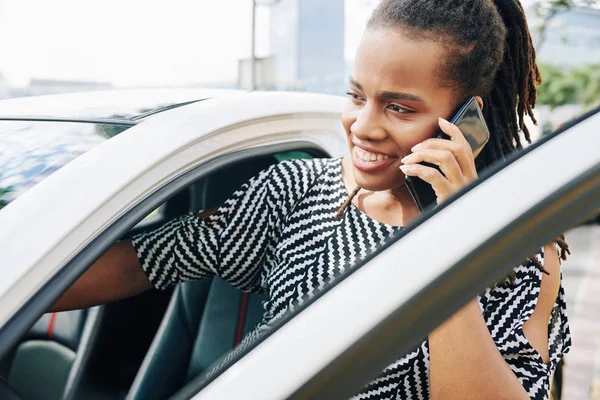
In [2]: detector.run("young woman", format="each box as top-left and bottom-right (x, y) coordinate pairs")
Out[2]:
(54, 1), (570, 398)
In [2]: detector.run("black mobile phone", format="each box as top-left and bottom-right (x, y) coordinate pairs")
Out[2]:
(405, 96), (490, 212)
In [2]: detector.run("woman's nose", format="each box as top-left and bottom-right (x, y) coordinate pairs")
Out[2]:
(351, 108), (387, 141)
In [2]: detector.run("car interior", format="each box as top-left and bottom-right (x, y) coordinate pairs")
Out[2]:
(0, 150), (317, 400)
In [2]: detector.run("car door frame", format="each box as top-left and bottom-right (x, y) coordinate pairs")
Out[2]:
(0, 142), (335, 358)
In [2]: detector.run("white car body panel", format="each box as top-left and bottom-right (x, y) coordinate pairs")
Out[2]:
(0, 92), (347, 328)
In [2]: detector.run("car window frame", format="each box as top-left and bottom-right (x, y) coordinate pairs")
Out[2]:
(0, 141), (330, 360)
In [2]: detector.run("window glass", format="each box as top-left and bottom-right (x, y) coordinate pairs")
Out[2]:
(0, 120), (130, 210)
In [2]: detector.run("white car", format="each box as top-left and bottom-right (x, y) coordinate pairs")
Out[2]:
(0, 90), (598, 400)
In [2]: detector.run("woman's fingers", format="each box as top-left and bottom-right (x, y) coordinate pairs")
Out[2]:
(410, 119), (477, 180)
(401, 149), (464, 185)
(402, 118), (481, 205)
(438, 117), (466, 141)
(400, 163), (455, 202)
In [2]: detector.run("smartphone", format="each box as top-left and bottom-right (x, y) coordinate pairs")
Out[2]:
(405, 96), (490, 212)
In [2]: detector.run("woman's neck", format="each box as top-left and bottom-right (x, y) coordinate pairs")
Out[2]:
(341, 158), (421, 227)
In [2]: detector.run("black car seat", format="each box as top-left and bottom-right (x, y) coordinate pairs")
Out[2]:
(0, 306), (104, 400)
(126, 156), (279, 400)
(0, 376), (22, 400)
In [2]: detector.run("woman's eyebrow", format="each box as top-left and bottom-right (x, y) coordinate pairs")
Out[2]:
(348, 76), (362, 90)
(379, 91), (424, 103)
(348, 76), (424, 103)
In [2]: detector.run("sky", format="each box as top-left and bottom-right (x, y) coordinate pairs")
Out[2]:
(0, 0), (379, 88)
(0, 0), (262, 87)
(0, 0), (558, 89)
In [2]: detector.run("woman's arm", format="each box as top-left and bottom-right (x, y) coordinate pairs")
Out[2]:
(49, 240), (152, 312)
(428, 243), (561, 400)
(51, 160), (316, 311)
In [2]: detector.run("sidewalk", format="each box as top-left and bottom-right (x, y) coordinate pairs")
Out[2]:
(561, 224), (600, 400)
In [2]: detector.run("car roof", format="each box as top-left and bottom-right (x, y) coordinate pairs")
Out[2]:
(0, 88), (243, 122)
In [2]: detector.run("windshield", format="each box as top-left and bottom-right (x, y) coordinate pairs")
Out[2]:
(0, 120), (130, 208)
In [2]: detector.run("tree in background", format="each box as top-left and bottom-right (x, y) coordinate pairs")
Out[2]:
(537, 63), (600, 110)
(571, 64), (600, 108)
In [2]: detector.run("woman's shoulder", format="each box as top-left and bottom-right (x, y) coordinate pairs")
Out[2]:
(261, 157), (341, 184)
(236, 157), (342, 209)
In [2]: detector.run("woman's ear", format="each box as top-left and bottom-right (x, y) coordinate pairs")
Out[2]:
(475, 96), (484, 111)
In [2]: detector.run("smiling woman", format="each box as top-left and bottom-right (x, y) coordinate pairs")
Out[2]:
(336, 0), (570, 398)
(49, 1), (570, 399)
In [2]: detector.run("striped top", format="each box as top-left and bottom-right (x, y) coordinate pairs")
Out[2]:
(132, 158), (570, 399)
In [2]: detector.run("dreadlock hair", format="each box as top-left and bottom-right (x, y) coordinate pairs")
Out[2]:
(335, 0), (569, 280)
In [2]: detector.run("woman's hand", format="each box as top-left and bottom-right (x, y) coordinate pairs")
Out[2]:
(399, 118), (478, 204)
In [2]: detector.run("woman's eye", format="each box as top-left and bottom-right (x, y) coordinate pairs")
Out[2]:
(387, 104), (413, 114)
(345, 92), (363, 102)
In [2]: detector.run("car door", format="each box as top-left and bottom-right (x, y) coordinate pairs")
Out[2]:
(0, 92), (347, 356)
(164, 107), (600, 400)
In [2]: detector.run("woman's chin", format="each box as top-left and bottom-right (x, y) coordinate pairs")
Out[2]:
(352, 168), (405, 192)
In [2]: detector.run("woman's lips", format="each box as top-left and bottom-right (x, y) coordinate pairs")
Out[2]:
(352, 146), (398, 172)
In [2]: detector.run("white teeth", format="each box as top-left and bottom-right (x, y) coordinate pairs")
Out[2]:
(356, 148), (390, 162)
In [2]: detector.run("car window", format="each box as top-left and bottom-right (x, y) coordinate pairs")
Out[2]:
(0, 120), (131, 209)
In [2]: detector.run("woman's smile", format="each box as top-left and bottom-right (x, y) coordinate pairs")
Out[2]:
(351, 144), (398, 172)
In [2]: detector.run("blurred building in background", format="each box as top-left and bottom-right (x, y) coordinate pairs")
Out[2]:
(27, 79), (113, 97)
(0, 75), (114, 99)
(268, 0), (345, 94)
(530, 6), (600, 68)
(238, 56), (277, 91)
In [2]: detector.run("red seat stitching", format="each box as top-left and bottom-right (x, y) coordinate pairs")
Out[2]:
(47, 312), (57, 339)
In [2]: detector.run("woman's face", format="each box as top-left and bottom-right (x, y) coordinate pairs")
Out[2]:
(342, 27), (460, 192)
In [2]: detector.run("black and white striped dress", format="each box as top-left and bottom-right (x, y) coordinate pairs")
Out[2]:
(132, 158), (571, 400)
